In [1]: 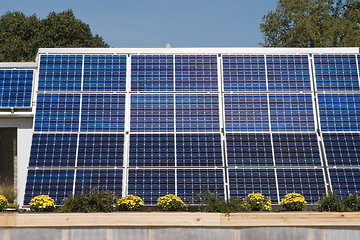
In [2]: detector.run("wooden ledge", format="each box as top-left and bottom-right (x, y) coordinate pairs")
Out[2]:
(0, 212), (360, 227)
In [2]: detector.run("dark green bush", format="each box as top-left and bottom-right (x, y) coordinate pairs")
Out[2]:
(316, 192), (349, 212)
(60, 188), (116, 213)
(343, 192), (360, 211)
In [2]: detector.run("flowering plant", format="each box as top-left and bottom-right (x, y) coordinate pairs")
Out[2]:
(157, 194), (184, 211)
(280, 193), (307, 211)
(0, 195), (8, 212)
(247, 193), (272, 211)
(29, 195), (55, 212)
(117, 195), (144, 211)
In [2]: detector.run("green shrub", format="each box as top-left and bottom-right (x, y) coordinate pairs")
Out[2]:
(29, 195), (55, 212)
(316, 192), (348, 212)
(343, 192), (360, 211)
(0, 181), (16, 204)
(280, 193), (307, 211)
(60, 188), (115, 213)
(157, 194), (184, 211)
(246, 193), (272, 211)
(117, 195), (144, 211)
(0, 195), (8, 211)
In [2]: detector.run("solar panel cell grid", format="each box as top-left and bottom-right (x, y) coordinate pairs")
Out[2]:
(80, 94), (126, 132)
(0, 70), (33, 107)
(129, 134), (175, 167)
(83, 55), (126, 91)
(224, 94), (269, 132)
(38, 54), (83, 91)
(34, 93), (81, 132)
(77, 133), (124, 167)
(314, 54), (359, 91)
(176, 94), (220, 132)
(222, 55), (266, 91)
(272, 133), (322, 166)
(329, 168), (360, 196)
(176, 133), (223, 167)
(267, 55), (311, 91)
(131, 55), (174, 91)
(226, 133), (273, 166)
(269, 94), (315, 131)
(29, 133), (78, 167)
(175, 55), (218, 91)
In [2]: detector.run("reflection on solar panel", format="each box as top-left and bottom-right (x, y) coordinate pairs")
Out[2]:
(29, 133), (78, 167)
(38, 55), (82, 91)
(175, 55), (218, 91)
(77, 134), (124, 167)
(81, 94), (125, 132)
(83, 55), (126, 91)
(329, 168), (360, 195)
(131, 94), (174, 132)
(222, 55), (266, 91)
(176, 133), (222, 167)
(226, 133), (273, 166)
(75, 169), (123, 194)
(131, 55), (174, 91)
(272, 133), (321, 166)
(177, 169), (224, 202)
(128, 169), (176, 205)
(323, 133), (360, 166)
(34, 93), (81, 132)
(267, 55), (311, 91)
(176, 94), (219, 132)
(224, 94), (269, 131)
(0, 70), (33, 107)
(277, 168), (326, 203)
(269, 94), (314, 131)
(24, 169), (74, 205)
(318, 93), (360, 131)
(314, 54), (359, 91)
(129, 134), (175, 167)
(228, 169), (278, 201)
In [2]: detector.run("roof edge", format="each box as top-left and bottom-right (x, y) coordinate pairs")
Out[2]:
(0, 62), (37, 69)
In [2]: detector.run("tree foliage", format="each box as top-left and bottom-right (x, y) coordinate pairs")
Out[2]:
(260, 0), (360, 47)
(0, 10), (109, 62)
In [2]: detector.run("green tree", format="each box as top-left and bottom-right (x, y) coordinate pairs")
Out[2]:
(260, 0), (360, 47)
(0, 10), (109, 62)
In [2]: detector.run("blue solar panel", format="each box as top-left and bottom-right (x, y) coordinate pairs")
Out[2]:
(128, 169), (175, 205)
(77, 134), (124, 167)
(38, 55), (82, 91)
(318, 93), (360, 131)
(177, 169), (224, 202)
(176, 94), (219, 132)
(224, 94), (269, 132)
(277, 168), (326, 203)
(24, 169), (74, 205)
(83, 55), (126, 91)
(269, 94), (315, 131)
(226, 133), (273, 166)
(29, 133), (77, 167)
(228, 168), (278, 201)
(75, 169), (123, 195)
(267, 55), (311, 91)
(129, 134), (175, 167)
(323, 133), (360, 166)
(314, 54), (359, 91)
(176, 133), (222, 167)
(0, 70), (33, 107)
(80, 94), (125, 132)
(329, 168), (360, 196)
(131, 55), (174, 91)
(130, 94), (174, 132)
(222, 55), (266, 91)
(272, 133), (321, 166)
(175, 55), (218, 91)
(34, 93), (80, 132)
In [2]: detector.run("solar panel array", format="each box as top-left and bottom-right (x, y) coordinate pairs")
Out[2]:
(0, 69), (33, 107)
(24, 52), (360, 205)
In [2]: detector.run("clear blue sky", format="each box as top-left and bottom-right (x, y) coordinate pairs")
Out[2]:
(1, 0), (278, 48)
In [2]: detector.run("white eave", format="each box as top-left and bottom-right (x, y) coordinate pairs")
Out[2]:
(0, 62), (37, 69)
